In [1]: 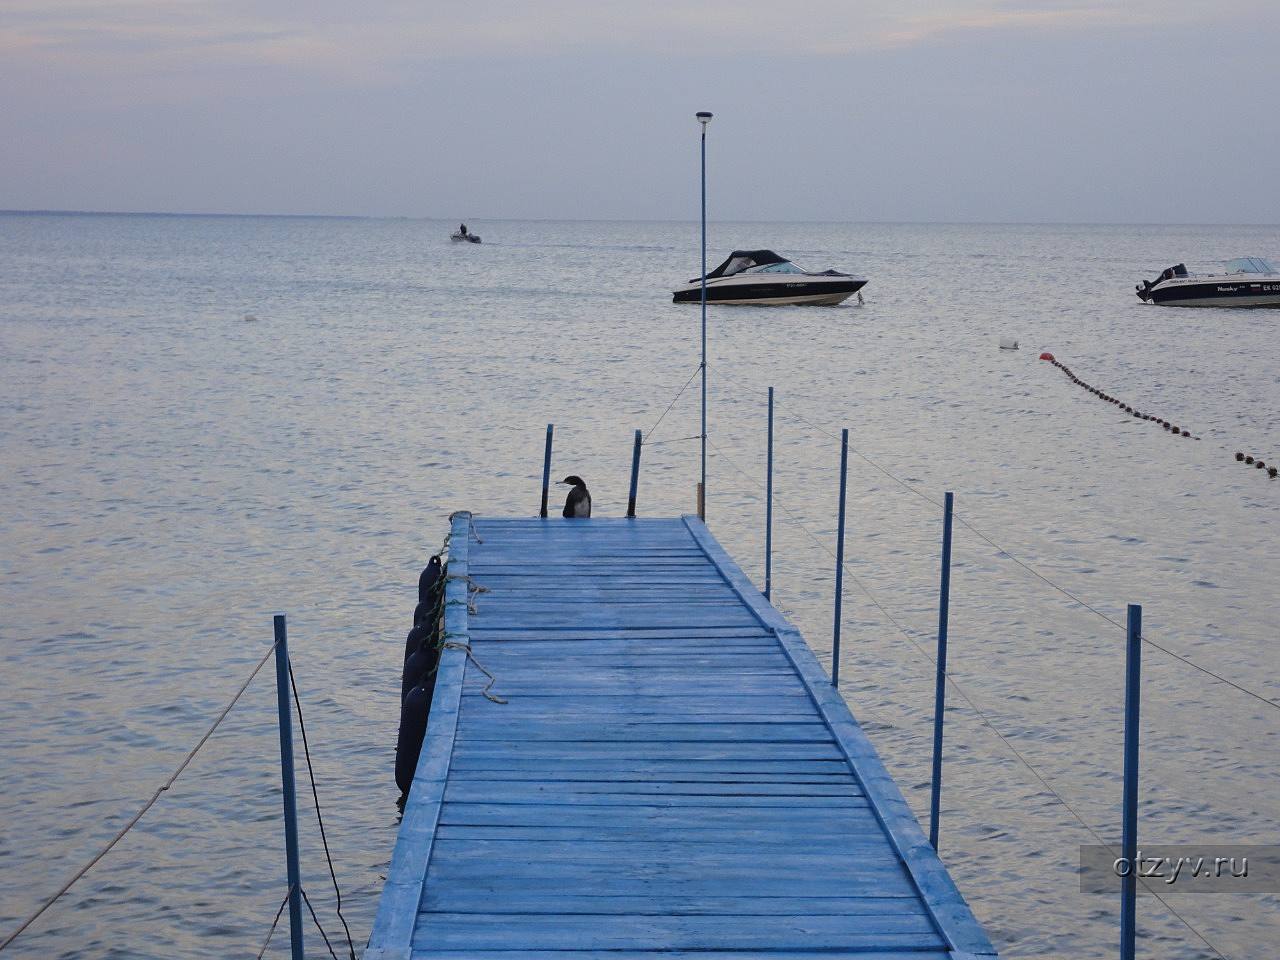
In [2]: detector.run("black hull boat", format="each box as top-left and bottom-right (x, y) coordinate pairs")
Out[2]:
(1137, 258), (1280, 307)
(673, 249), (866, 305)
(450, 232), (481, 244)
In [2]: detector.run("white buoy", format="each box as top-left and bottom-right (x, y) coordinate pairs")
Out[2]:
(999, 337), (1018, 350)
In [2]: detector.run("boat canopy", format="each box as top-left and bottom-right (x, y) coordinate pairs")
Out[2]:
(1225, 257), (1278, 274)
(706, 250), (789, 278)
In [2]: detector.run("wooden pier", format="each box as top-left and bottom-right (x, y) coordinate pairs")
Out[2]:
(366, 512), (997, 959)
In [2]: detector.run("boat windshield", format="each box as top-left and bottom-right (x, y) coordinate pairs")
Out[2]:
(743, 261), (807, 275)
(1225, 257), (1279, 274)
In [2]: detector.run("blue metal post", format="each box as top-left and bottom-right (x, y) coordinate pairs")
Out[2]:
(928, 491), (955, 850)
(273, 615), (304, 960)
(764, 386), (774, 600)
(1120, 603), (1142, 960)
(539, 423), (554, 518)
(832, 428), (848, 687)
(697, 111), (712, 520)
(627, 429), (642, 518)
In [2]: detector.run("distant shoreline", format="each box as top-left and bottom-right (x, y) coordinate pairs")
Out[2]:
(2, 209), (1278, 227)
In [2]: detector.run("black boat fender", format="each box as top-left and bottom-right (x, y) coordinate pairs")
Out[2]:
(395, 679), (436, 795)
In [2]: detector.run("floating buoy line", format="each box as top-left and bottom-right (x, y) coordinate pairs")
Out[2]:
(1039, 352), (1277, 482)
(1038, 352), (1200, 439)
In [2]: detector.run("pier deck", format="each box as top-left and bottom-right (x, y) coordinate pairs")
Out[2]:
(367, 513), (997, 959)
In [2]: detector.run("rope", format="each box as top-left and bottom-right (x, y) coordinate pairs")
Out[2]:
(707, 436), (1228, 959)
(449, 511), (483, 544)
(1041, 354), (1201, 439)
(713, 372), (1280, 715)
(441, 633), (508, 704)
(287, 663), (356, 960)
(254, 885), (294, 960)
(0, 639), (279, 953)
(644, 363), (702, 444)
(643, 433), (702, 447)
(446, 572), (490, 615)
(301, 888), (341, 960)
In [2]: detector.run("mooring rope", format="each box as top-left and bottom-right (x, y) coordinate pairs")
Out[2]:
(301, 887), (341, 960)
(706, 436), (1228, 960)
(254, 884), (294, 960)
(643, 433), (702, 447)
(441, 633), (508, 703)
(0, 638), (280, 953)
(450, 510), (483, 543)
(445, 572), (490, 615)
(287, 663), (356, 960)
(644, 362), (702, 444)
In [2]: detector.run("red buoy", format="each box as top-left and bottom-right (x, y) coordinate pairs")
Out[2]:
(1039, 352), (1055, 361)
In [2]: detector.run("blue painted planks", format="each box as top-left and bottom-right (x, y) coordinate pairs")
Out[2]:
(367, 513), (997, 960)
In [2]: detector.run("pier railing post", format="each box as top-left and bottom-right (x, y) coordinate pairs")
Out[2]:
(764, 386), (774, 599)
(273, 615), (304, 960)
(832, 428), (848, 687)
(539, 423), (554, 518)
(928, 491), (955, 850)
(627, 429), (642, 518)
(1120, 604), (1142, 960)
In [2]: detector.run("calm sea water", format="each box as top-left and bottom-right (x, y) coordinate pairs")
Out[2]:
(2, 213), (1278, 959)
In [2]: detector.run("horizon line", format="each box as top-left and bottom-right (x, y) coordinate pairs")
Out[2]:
(2, 208), (1279, 228)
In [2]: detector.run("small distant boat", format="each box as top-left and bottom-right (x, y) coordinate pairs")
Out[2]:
(672, 250), (866, 306)
(1137, 257), (1280, 307)
(451, 231), (481, 244)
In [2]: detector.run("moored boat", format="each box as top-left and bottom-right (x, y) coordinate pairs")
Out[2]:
(1137, 257), (1280, 307)
(673, 249), (866, 305)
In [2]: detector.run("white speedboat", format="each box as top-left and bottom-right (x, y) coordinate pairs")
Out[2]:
(673, 250), (866, 306)
(1137, 257), (1280, 307)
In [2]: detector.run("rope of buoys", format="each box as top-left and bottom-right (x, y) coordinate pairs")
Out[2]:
(1038, 352), (1199, 438)
(1039, 353), (1276, 482)
(1235, 452), (1279, 479)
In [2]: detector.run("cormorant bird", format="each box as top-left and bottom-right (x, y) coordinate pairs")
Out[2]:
(559, 476), (592, 518)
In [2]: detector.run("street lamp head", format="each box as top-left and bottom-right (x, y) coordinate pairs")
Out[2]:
(696, 111), (713, 126)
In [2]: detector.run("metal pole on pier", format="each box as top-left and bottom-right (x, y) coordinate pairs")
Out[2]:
(697, 110), (712, 521)
(273, 615), (305, 960)
(539, 423), (554, 518)
(928, 491), (955, 850)
(1120, 604), (1142, 960)
(627, 429), (642, 518)
(764, 386), (774, 600)
(831, 428), (848, 687)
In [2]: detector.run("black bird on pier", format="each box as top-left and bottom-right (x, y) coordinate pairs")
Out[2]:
(559, 476), (592, 518)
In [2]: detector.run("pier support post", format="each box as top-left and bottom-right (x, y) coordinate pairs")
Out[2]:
(1120, 604), (1142, 960)
(928, 491), (955, 850)
(627, 429), (642, 518)
(273, 615), (304, 960)
(539, 424), (554, 518)
(832, 428), (848, 687)
(764, 387), (774, 599)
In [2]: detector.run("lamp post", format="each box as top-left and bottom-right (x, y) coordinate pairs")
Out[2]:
(697, 110), (712, 519)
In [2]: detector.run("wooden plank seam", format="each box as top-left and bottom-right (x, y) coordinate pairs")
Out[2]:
(681, 514), (997, 959)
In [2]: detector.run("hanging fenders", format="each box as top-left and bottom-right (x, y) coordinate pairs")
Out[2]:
(396, 552), (449, 796)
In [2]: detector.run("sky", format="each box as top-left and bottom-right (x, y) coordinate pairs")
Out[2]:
(2, 0), (1278, 223)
